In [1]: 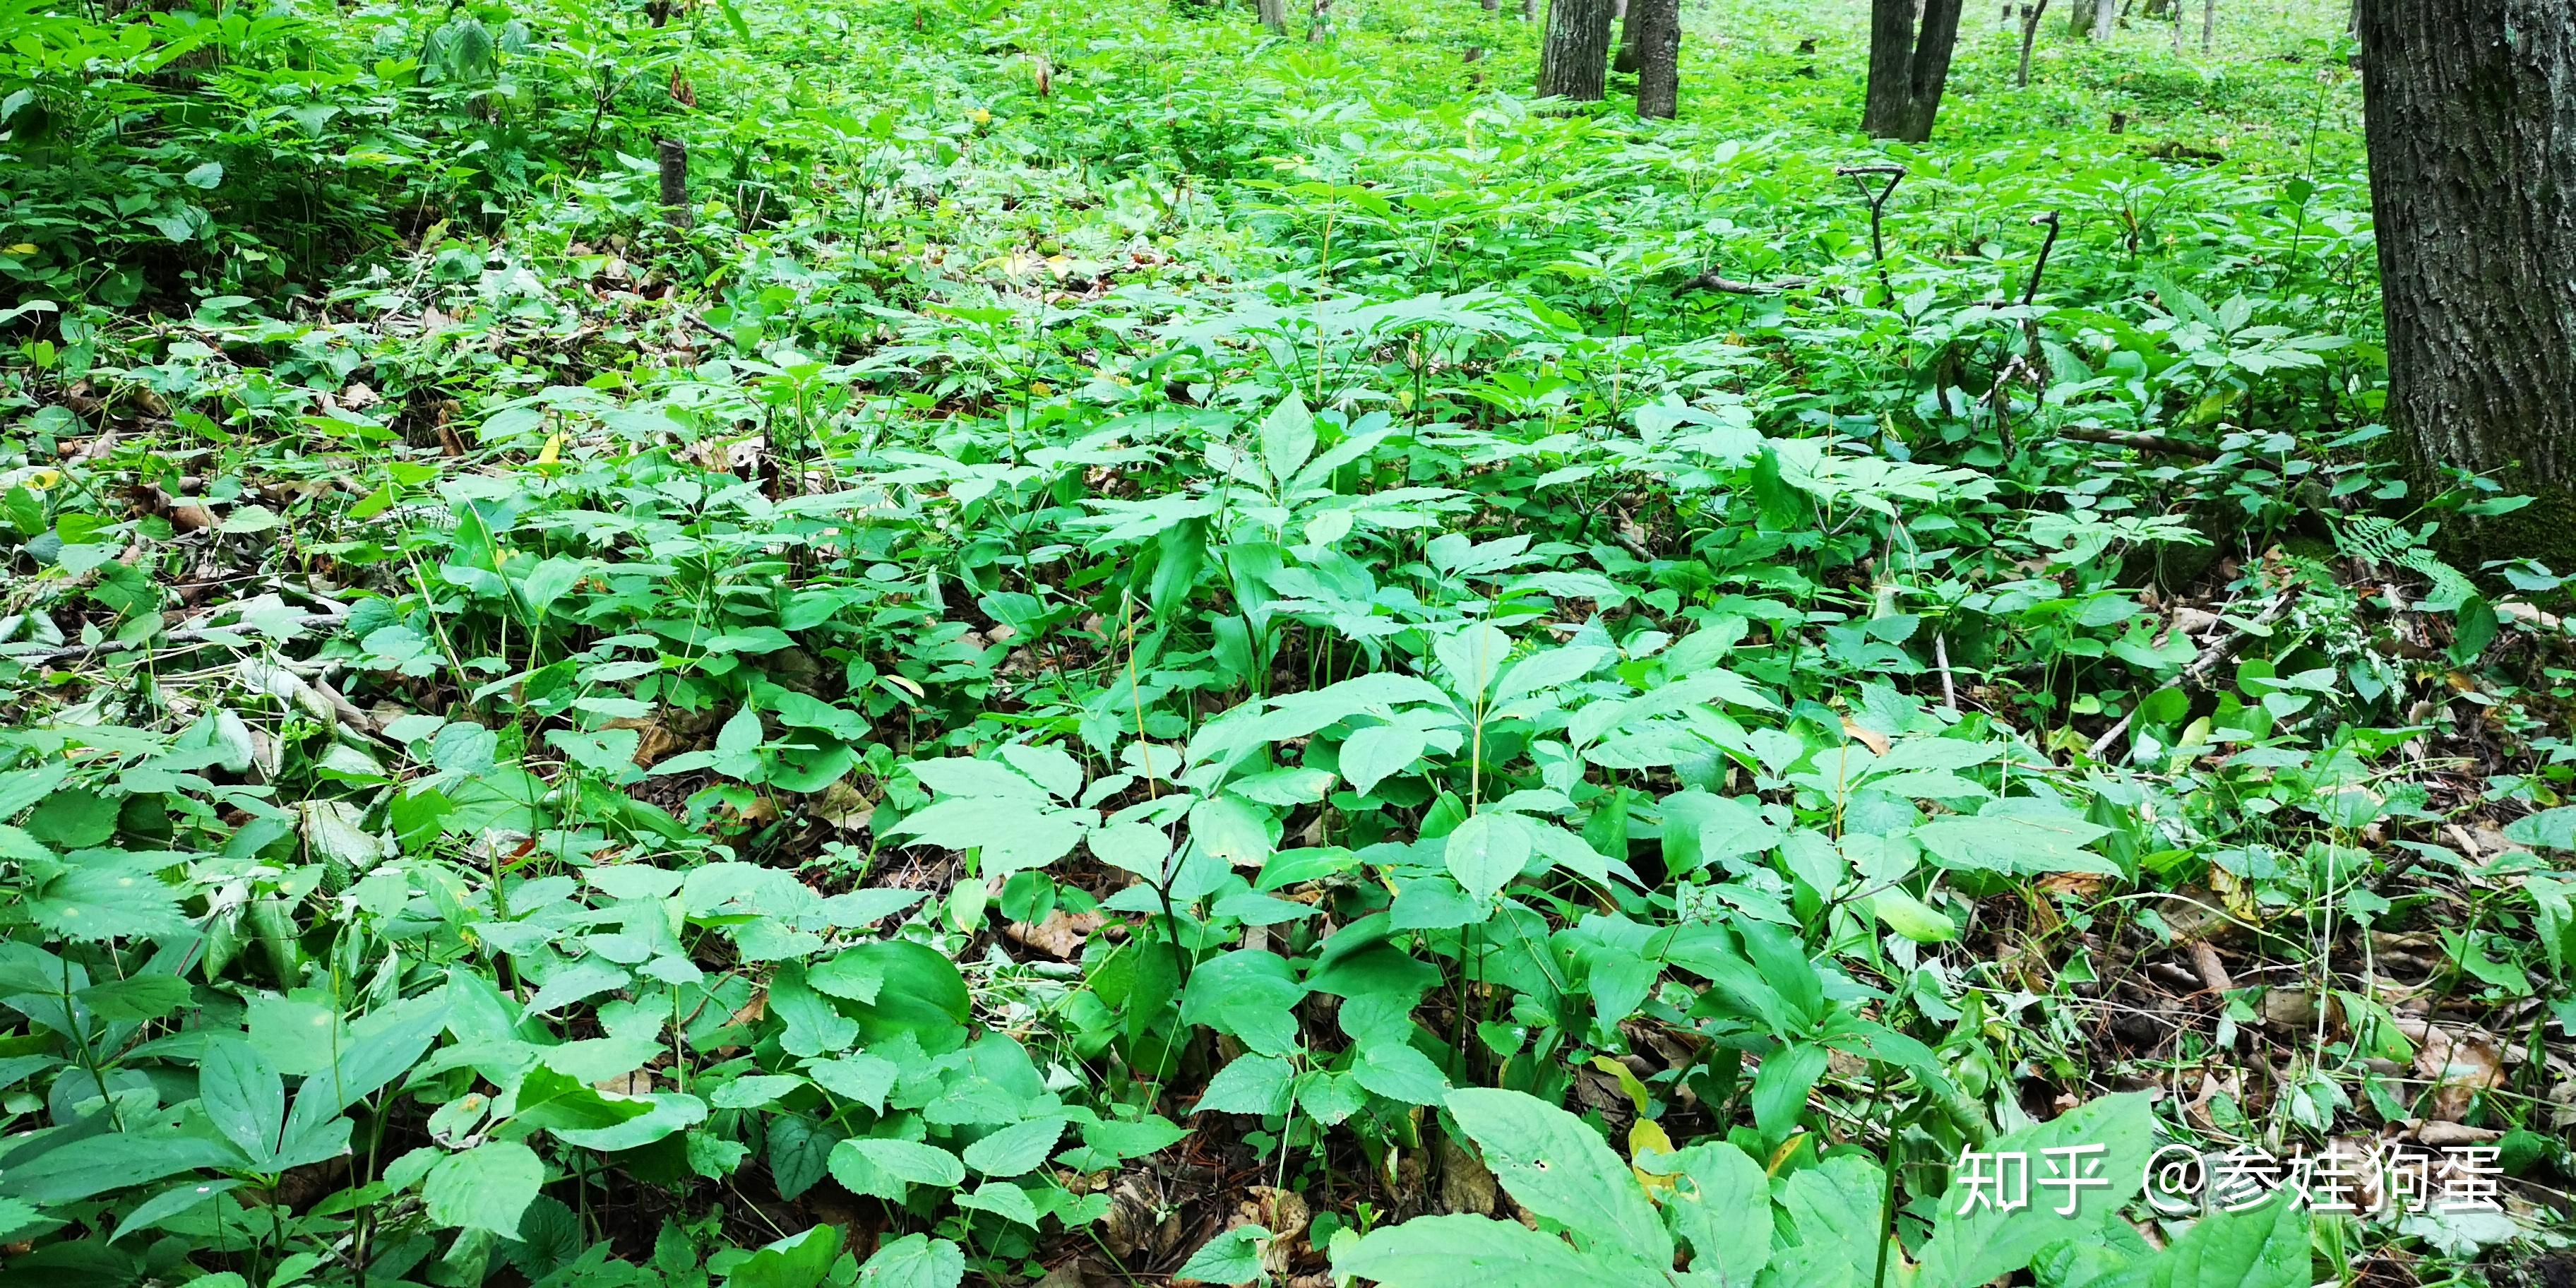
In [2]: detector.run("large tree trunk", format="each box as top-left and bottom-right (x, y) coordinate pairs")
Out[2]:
(1863, 0), (1964, 141)
(1633, 0), (1681, 117)
(2358, 0), (2576, 554)
(1538, 0), (1618, 100)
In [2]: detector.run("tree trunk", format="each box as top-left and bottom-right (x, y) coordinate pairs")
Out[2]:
(2357, 0), (2576, 556)
(1256, 0), (1287, 31)
(1633, 0), (1682, 116)
(656, 138), (691, 228)
(1614, 0), (1642, 74)
(2092, 0), (2115, 38)
(2016, 0), (2048, 85)
(2198, 0), (2214, 50)
(1538, 0), (1618, 100)
(1863, 0), (1964, 141)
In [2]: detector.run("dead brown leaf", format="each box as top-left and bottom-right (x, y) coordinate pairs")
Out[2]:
(1003, 910), (1104, 959)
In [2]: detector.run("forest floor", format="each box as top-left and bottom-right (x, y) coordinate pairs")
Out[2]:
(7, 0), (2576, 1286)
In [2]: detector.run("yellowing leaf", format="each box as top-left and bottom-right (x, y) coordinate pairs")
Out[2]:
(535, 433), (564, 466)
(1588, 1054), (1649, 1113)
(1628, 1117), (1676, 1198)
(3, 244), (35, 256)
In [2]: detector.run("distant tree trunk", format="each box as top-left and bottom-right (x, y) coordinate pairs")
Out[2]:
(2198, 0), (2214, 50)
(2092, 0), (2115, 37)
(2357, 0), (2576, 556)
(1863, 0), (1964, 140)
(1482, 0), (1499, 15)
(1538, 0), (1617, 99)
(656, 138), (691, 228)
(1633, 0), (1681, 116)
(1614, 0), (1641, 74)
(1523, 0), (1538, 22)
(2016, 0), (2049, 84)
(1256, 0), (1287, 31)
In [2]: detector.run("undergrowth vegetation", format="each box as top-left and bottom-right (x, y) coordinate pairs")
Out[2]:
(4, 0), (2575, 1286)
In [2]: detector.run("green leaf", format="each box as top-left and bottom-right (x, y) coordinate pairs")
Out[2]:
(768, 1116), (838, 1201)
(1177, 1224), (1270, 1287)
(546, 727), (640, 775)
(2081, 1195), (2308, 1288)
(1662, 1141), (1772, 1286)
(1340, 724), (1429, 797)
(955, 1179), (1042, 1227)
(838, 1137), (964, 1191)
(1914, 1092), (2157, 1288)
(425, 1140), (542, 1239)
(1335, 1214), (1663, 1288)
(0, 1129), (241, 1204)
(962, 1116), (1066, 1177)
(2505, 806), (2576, 849)
(199, 1034), (285, 1162)
(109, 1178), (243, 1244)
(1443, 813), (1529, 902)
(27, 789), (119, 848)
(1442, 1087), (1671, 1266)
(1259, 395), (1317, 483)
(1749, 1042), (1827, 1143)
(835, 939), (972, 1055)
(1868, 888), (1958, 943)
(1914, 810), (2117, 876)
(1196, 1054), (1296, 1116)
(1353, 1039), (1450, 1105)
(895, 797), (1087, 876)
(729, 1224), (842, 1288)
(76, 973), (191, 1022)
(858, 1234), (965, 1288)
(184, 161), (224, 189)
(1775, 1153), (1885, 1284)
(1189, 795), (1273, 871)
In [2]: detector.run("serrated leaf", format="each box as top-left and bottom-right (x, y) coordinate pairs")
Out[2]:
(1914, 1092), (2157, 1288)
(1443, 812), (1528, 902)
(1177, 1223), (1270, 1287)
(1335, 1213), (1662, 1288)
(1914, 811), (2116, 876)
(1443, 1087), (1670, 1265)
(425, 1140), (541, 1239)
(1195, 1054), (1294, 1116)
(859, 1233), (965, 1288)
(962, 1116), (1064, 1177)
(1340, 724), (1429, 797)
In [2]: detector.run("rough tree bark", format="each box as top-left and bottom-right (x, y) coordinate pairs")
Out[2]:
(2357, 0), (2576, 558)
(1632, 0), (1681, 117)
(1538, 0), (1618, 100)
(1863, 0), (1964, 141)
(1614, 0), (1640, 75)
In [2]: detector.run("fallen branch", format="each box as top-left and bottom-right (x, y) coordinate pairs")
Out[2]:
(1678, 270), (1817, 296)
(681, 311), (734, 344)
(6, 609), (347, 667)
(2053, 426), (2222, 460)
(2087, 588), (2296, 760)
